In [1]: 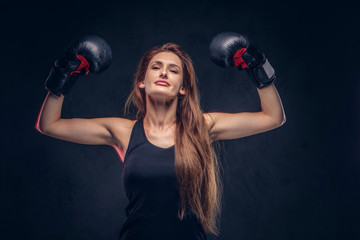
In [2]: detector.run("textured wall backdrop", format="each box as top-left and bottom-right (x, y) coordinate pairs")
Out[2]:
(1, 1), (359, 240)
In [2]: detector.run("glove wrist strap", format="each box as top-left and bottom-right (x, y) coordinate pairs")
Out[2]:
(246, 59), (276, 89)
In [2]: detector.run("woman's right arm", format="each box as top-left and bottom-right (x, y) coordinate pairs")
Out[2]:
(35, 36), (129, 147)
(36, 92), (121, 146)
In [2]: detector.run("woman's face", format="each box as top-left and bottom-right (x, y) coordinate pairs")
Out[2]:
(139, 52), (186, 100)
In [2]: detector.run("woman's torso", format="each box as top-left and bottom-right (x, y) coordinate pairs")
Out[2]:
(118, 119), (207, 240)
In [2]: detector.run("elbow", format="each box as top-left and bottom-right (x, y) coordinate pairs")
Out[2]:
(279, 119), (286, 127)
(34, 121), (46, 135)
(282, 112), (287, 125)
(34, 125), (43, 134)
(34, 115), (45, 134)
(271, 113), (286, 129)
(277, 112), (287, 127)
(34, 111), (56, 136)
(34, 118), (51, 135)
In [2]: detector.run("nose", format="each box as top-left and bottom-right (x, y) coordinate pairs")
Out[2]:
(160, 71), (167, 78)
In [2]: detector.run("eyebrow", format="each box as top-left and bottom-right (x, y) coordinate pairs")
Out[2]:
(151, 61), (181, 70)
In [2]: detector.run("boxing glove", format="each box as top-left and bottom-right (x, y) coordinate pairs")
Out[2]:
(45, 35), (112, 96)
(209, 32), (275, 89)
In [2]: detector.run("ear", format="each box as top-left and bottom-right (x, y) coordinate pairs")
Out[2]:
(179, 86), (186, 95)
(138, 80), (145, 89)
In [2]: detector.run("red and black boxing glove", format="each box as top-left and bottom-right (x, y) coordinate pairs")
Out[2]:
(209, 32), (275, 89)
(45, 35), (112, 96)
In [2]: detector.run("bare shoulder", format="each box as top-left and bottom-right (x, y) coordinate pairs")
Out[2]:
(203, 112), (215, 130)
(203, 112), (217, 141)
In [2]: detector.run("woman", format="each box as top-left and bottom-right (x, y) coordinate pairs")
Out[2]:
(36, 34), (285, 240)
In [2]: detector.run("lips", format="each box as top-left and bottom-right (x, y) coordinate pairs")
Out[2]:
(155, 80), (170, 86)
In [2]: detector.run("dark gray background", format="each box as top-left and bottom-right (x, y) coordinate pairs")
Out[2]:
(1, 1), (359, 239)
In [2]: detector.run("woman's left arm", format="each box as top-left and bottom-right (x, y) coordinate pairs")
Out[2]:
(204, 83), (286, 141)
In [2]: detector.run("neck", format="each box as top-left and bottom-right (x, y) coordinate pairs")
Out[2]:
(143, 95), (178, 130)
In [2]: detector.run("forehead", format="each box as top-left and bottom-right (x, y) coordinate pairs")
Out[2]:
(150, 52), (182, 67)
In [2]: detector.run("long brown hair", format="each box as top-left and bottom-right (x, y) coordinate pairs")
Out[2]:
(124, 43), (223, 235)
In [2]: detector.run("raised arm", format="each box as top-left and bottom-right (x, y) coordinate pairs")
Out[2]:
(35, 36), (134, 162)
(36, 92), (117, 145)
(206, 32), (286, 141)
(35, 35), (125, 146)
(205, 83), (285, 141)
